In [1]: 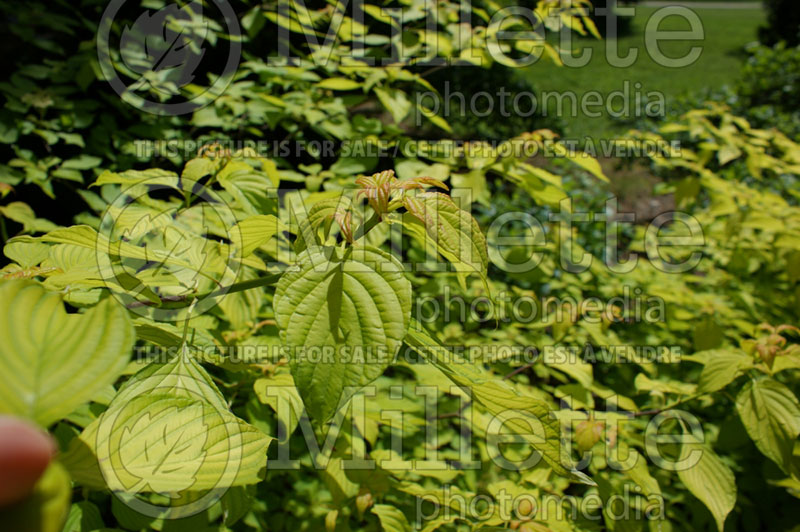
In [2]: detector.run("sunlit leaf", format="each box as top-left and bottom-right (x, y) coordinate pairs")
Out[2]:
(0, 280), (134, 427)
(273, 246), (411, 422)
(736, 378), (800, 473)
(677, 434), (736, 532)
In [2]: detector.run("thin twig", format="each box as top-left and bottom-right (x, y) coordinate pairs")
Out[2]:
(126, 273), (281, 309)
(631, 392), (706, 417)
(503, 360), (536, 380)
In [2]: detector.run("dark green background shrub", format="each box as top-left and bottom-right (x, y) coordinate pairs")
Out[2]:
(759, 0), (800, 46)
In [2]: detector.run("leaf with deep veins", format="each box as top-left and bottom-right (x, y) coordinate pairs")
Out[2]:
(677, 434), (736, 532)
(402, 192), (488, 285)
(273, 246), (412, 422)
(61, 351), (272, 492)
(0, 280), (134, 427)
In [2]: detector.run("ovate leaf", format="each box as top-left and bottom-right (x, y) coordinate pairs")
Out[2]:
(221, 486), (254, 526)
(217, 161), (275, 214)
(551, 143), (608, 182)
(65, 394), (270, 493)
(231, 214), (283, 257)
(0, 280), (134, 427)
(118, 398), (209, 493)
(736, 378), (800, 473)
(113, 348), (229, 412)
(371, 504), (412, 532)
(306, 195), (353, 239)
(93, 168), (180, 189)
(40, 225), (194, 270)
(373, 87), (411, 124)
(181, 158), (216, 182)
(61, 501), (105, 532)
(3, 236), (50, 268)
(62, 349), (272, 491)
(0, 201), (58, 233)
(697, 349), (753, 393)
(254, 371), (304, 439)
(316, 78), (361, 91)
(402, 192), (488, 285)
(620, 447), (661, 498)
(273, 246), (412, 422)
(677, 435), (736, 532)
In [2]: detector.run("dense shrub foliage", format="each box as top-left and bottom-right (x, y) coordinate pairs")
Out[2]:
(0, 2), (800, 532)
(737, 42), (800, 139)
(758, 0), (800, 47)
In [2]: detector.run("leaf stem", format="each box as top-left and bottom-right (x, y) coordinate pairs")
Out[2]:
(353, 212), (381, 241)
(631, 391), (706, 417)
(126, 273), (282, 309)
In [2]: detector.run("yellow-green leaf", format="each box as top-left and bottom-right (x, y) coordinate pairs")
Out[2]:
(273, 246), (412, 422)
(316, 78), (361, 91)
(0, 280), (134, 427)
(232, 214), (283, 257)
(402, 192), (489, 285)
(697, 349), (753, 393)
(62, 351), (272, 492)
(736, 378), (800, 473)
(677, 435), (736, 532)
(372, 504), (412, 532)
(405, 321), (593, 484)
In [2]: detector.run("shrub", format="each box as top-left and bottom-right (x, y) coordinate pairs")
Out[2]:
(422, 64), (566, 141)
(739, 42), (800, 111)
(759, 0), (800, 46)
(3, 1), (800, 531)
(587, 0), (638, 38)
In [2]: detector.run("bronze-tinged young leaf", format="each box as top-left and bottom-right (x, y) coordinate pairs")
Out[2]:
(356, 170), (397, 216)
(402, 192), (489, 284)
(393, 176), (449, 192)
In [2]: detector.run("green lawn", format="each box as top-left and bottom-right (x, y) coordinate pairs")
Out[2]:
(519, 7), (765, 139)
